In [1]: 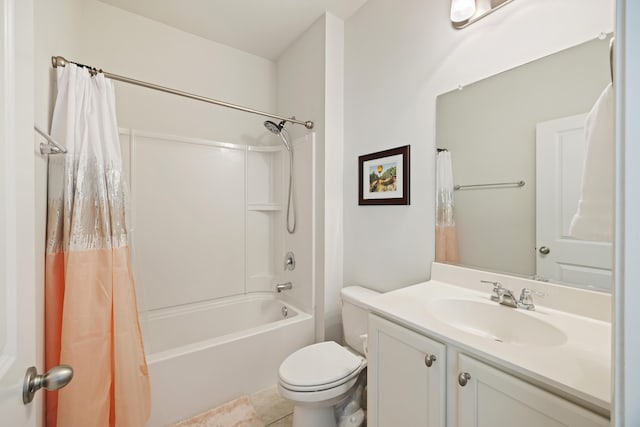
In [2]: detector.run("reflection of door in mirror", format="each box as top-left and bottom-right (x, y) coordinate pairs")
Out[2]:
(536, 114), (612, 291)
(435, 34), (613, 291)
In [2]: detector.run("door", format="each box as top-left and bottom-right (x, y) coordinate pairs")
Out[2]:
(536, 114), (612, 290)
(367, 314), (446, 427)
(0, 0), (38, 425)
(457, 354), (608, 427)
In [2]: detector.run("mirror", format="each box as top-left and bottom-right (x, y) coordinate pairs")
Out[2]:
(436, 35), (613, 292)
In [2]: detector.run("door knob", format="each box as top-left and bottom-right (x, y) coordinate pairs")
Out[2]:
(538, 246), (551, 255)
(23, 365), (73, 404)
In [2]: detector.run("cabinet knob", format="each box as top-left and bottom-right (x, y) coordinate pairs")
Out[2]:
(458, 372), (471, 387)
(424, 354), (437, 367)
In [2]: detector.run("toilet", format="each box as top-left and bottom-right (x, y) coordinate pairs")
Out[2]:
(278, 286), (379, 427)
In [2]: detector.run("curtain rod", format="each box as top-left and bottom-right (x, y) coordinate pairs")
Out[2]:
(454, 180), (525, 191)
(51, 56), (314, 130)
(34, 124), (67, 154)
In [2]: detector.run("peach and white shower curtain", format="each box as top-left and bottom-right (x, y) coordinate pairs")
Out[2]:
(435, 150), (459, 263)
(45, 64), (150, 427)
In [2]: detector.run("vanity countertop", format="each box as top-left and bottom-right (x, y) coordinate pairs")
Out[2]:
(366, 280), (611, 415)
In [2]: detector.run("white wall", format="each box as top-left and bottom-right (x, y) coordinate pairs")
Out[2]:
(344, 0), (615, 293)
(277, 13), (345, 342)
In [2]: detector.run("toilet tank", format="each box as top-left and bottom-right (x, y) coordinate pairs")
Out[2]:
(341, 286), (380, 355)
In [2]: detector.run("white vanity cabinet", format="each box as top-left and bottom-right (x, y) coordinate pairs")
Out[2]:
(368, 313), (609, 427)
(457, 354), (608, 427)
(367, 314), (446, 427)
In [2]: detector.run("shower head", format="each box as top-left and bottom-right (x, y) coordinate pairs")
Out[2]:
(264, 120), (291, 151)
(264, 120), (286, 135)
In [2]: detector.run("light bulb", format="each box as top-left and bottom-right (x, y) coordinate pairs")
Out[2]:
(450, 0), (476, 23)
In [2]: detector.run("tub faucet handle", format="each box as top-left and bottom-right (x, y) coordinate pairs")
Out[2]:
(284, 251), (295, 271)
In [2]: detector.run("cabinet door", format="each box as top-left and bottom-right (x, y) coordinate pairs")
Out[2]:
(368, 314), (446, 427)
(457, 354), (608, 427)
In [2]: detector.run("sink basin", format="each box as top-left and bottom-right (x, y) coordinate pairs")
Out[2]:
(428, 299), (567, 347)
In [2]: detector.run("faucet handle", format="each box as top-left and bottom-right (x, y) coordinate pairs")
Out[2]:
(519, 288), (545, 310)
(284, 251), (295, 271)
(480, 280), (502, 302)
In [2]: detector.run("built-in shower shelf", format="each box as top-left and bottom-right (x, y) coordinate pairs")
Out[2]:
(247, 203), (282, 211)
(247, 145), (283, 153)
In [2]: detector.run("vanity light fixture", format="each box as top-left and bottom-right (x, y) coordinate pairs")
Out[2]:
(450, 0), (476, 23)
(451, 0), (516, 29)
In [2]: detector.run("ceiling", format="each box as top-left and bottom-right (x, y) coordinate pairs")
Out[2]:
(98, 0), (369, 60)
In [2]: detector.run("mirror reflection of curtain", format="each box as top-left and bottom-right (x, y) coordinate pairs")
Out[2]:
(44, 64), (150, 427)
(436, 151), (459, 262)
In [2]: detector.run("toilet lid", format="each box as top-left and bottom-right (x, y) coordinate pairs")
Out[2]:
(279, 341), (364, 388)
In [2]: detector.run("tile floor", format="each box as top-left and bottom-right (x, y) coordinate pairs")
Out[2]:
(250, 387), (293, 427)
(171, 395), (263, 427)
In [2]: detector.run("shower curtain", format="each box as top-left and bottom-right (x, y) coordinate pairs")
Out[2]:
(435, 151), (459, 263)
(44, 64), (150, 427)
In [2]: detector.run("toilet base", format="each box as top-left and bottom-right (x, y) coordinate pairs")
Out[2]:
(292, 405), (337, 427)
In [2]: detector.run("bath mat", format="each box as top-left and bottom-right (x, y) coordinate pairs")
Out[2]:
(172, 395), (265, 427)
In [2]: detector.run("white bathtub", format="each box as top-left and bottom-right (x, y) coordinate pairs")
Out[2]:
(140, 293), (314, 426)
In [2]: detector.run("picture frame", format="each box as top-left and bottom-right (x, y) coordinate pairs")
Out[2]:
(358, 145), (410, 205)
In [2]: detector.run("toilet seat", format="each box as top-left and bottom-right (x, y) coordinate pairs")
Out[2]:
(278, 374), (361, 405)
(278, 341), (366, 392)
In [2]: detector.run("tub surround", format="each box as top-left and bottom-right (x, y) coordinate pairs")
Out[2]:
(365, 262), (611, 417)
(119, 128), (316, 426)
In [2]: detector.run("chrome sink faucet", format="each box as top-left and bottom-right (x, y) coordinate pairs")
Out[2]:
(499, 288), (519, 308)
(480, 281), (545, 310)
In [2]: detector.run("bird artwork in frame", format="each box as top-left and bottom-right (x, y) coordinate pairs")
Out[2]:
(358, 145), (410, 205)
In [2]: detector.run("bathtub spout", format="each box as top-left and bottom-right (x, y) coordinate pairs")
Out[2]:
(276, 282), (293, 293)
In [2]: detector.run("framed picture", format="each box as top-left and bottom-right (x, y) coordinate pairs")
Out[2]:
(358, 145), (410, 205)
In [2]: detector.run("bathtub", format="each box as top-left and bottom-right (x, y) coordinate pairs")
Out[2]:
(140, 293), (314, 427)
